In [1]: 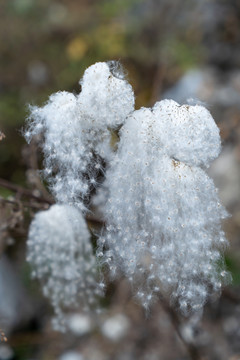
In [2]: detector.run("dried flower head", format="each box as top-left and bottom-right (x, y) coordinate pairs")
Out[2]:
(27, 204), (102, 331)
(25, 62), (230, 328)
(24, 61), (134, 211)
(99, 100), (230, 315)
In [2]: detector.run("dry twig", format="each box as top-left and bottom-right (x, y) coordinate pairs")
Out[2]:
(160, 296), (202, 360)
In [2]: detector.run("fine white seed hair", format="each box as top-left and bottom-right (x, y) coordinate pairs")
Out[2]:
(27, 204), (102, 331)
(99, 103), (230, 315)
(152, 99), (221, 168)
(79, 61), (135, 129)
(24, 61), (230, 321)
(24, 61), (135, 210)
(25, 91), (88, 210)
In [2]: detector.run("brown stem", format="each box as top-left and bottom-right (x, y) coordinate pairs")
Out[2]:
(0, 178), (104, 228)
(159, 297), (202, 360)
(0, 178), (53, 204)
(150, 65), (165, 105)
(0, 197), (50, 210)
(0, 179), (201, 358)
(27, 141), (54, 200)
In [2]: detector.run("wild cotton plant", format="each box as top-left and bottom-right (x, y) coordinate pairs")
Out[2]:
(25, 61), (230, 331)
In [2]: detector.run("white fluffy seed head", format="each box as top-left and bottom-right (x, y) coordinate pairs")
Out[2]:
(24, 62), (135, 209)
(26, 91), (90, 210)
(78, 61), (135, 129)
(24, 61), (230, 320)
(25, 91), (77, 143)
(27, 204), (102, 331)
(100, 102), (230, 315)
(152, 99), (221, 168)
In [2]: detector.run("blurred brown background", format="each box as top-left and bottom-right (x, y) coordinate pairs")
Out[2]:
(0, 1), (240, 359)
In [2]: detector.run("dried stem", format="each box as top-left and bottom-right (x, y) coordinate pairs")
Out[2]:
(0, 178), (104, 228)
(0, 178), (53, 204)
(0, 196), (50, 210)
(160, 296), (202, 360)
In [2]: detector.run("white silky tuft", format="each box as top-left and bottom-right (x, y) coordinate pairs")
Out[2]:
(99, 102), (230, 315)
(27, 204), (102, 331)
(24, 62), (135, 210)
(79, 61), (135, 129)
(153, 99), (221, 168)
(24, 62), (230, 322)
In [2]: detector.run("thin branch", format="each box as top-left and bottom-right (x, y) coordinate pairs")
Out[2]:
(0, 178), (54, 204)
(150, 64), (165, 105)
(0, 197), (50, 210)
(0, 178), (104, 228)
(159, 297), (202, 360)
(27, 141), (54, 200)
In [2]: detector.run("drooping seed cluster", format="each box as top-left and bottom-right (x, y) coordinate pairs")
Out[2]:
(27, 204), (102, 331)
(25, 62), (230, 327)
(24, 61), (134, 330)
(98, 100), (231, 315)
(24, 61), (134, 211)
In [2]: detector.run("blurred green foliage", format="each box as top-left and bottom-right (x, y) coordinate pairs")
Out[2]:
(225, 255), (240, 286)
(98, 0), (144, 18)
(0, 0), (206, 185)
(0, 2), (240, 359)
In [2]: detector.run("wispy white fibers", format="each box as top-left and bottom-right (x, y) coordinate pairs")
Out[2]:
(24, 61), (230, 322)
(79, 61), (134, 129)
(24, 61), (134, 210)
(100, 100), (230, 316)
(152, 100), (221, 168)
(27, 204), (102, 331)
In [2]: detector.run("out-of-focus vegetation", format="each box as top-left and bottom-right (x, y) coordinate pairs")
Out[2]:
(0, 0), (205, 183)
(1, 0), (240, 185)
(1, 1), (240, 359)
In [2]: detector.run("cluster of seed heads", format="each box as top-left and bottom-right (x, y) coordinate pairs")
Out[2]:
(25, 61), (230, 331)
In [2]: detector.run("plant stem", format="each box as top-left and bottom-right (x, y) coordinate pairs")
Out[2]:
(0, 178), (53, 204)
(0, 178), (104, 227)
(160, 297), (202, 360)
